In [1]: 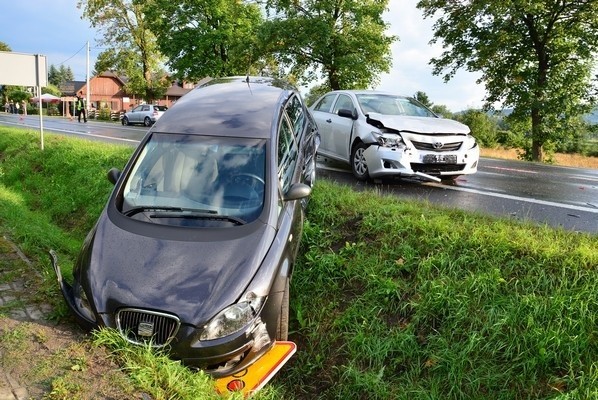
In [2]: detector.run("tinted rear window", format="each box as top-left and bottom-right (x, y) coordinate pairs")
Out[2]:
(155, 106), (168, 111)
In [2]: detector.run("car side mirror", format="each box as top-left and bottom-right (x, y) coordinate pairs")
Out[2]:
(337, 108), (357, 120)
(283, 183), (311, 201)
(107, 167), (121, 185)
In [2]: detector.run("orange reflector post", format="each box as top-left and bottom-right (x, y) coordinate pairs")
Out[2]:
(215, 341), (297, 396)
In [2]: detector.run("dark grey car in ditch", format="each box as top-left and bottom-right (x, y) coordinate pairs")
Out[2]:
(51, 76), (320, 378)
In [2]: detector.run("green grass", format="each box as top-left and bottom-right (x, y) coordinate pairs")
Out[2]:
(0, 127), (596, 399)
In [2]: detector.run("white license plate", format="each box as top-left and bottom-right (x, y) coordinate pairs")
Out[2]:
(423, 154), (457, 164)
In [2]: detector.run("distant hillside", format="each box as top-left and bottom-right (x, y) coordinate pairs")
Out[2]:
(585, 108), (598, 125)
(482, 107), (598, 125)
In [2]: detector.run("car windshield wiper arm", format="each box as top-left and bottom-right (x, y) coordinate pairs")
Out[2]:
(124, 206), (216, 217)
(149, 211), (246, 226)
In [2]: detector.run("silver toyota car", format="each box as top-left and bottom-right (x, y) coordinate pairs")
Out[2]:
(310, 90), (479, 182)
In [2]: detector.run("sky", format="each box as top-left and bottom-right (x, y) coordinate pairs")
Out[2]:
(0, 0), (487, 112)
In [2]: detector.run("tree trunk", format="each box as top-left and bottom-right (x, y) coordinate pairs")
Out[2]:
(530, 106), (544, 162)
(531, 139), (544, 162)
(328, 68), (340, 91)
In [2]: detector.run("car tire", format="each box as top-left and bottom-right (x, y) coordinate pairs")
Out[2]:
(144, 117), (152, 127)
(276, 278), (290, 341)
(351, 142), (370, 181)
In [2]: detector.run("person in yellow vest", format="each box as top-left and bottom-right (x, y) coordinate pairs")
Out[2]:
(76, 91), (87, 123)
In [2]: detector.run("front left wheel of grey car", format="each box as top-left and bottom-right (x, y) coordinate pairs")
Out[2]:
(351, 142), (370, 181)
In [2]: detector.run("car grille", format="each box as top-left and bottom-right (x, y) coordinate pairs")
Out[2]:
(116, 308), (180, 347)
(411, 140), (462, 152)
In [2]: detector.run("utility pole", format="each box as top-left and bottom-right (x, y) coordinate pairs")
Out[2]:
(86, 41), (90, 112)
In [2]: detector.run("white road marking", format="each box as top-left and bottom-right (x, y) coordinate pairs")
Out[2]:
(425, 182), (598, 214)
(317, 164), (598, 214)
(0, 120), (140, 144)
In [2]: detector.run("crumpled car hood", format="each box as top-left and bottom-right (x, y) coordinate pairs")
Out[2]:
(79, 212), (275, 326)
(367, 112), (470, 135)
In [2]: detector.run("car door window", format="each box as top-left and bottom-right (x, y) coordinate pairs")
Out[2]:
(278, 115), (298, 195)
(332, 94), (355, 115)
(313, 94), (336, 113)
(285, 95), (306, 142)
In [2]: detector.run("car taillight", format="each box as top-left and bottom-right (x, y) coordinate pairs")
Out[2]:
(153, 110), (158, 116)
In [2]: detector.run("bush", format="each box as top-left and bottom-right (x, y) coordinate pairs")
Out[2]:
(455, 109), (500, 147)
(98, 107), (112, 121)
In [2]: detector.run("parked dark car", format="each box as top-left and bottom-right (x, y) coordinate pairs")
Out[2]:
(122, 104), (168, 126)
(51, 76), (320, 378)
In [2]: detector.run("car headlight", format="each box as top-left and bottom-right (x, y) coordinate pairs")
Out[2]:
(466, 135), (478, 149)
(74, 282), (96, 323)
(200, 293), (266, 341)
(372, 131), (404, 148)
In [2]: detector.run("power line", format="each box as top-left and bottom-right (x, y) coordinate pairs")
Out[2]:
(56, 42), (88, 66)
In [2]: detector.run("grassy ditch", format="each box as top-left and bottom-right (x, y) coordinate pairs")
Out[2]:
(0, 127), (596, 399)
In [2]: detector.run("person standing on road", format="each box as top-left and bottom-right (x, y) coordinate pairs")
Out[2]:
(76, 91), (87, 123)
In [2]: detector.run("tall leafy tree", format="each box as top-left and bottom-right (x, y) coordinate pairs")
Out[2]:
(78, 0), (169, 102)
(260, 0), (396, 90)
(414, 91), (433, 108)
(48, 65), (74, 88)
(417, 0), (598, 161)
(143, 0), (264, 81)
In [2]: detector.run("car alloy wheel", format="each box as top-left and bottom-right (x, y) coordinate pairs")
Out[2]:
(351, 142), (370, 181)
(144, 117), (152, 127)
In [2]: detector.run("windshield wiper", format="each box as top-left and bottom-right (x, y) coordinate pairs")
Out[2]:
(124, 206), (216, 217)
(149, 211), (246, 226)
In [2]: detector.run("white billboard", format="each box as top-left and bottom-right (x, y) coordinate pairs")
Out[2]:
(0, 51), (47, 87)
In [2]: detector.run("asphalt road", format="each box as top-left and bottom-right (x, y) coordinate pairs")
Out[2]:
(2, 113), (597, 234)
(317, 156), (598, 234)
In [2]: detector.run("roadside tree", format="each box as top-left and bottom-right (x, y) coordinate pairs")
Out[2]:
(259, 0), (396, 90)
(78, 0), (169, 102)
(417, 0), (598, 162)
(142, 0), (264, 81)
(414, 91), (433, 108)
(48, 65), (74, 88)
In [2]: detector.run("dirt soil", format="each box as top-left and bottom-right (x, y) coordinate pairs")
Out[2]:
(0, 235), (147, 399)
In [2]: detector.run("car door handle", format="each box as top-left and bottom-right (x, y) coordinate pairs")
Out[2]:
(326, 119), (332, 123)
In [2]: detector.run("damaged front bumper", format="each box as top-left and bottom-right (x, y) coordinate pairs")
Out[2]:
(363, 143), (479, 182)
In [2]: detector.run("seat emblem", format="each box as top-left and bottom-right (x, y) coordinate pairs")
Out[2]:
(138, 321), (154, 337)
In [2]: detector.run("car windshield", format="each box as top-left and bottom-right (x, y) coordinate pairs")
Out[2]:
(121, 133), (266, 226)
(356, 94), (436, 118)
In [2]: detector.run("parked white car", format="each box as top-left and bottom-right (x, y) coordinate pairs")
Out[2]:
(122, 104), (168, 127)
(310, 90), (479, 182)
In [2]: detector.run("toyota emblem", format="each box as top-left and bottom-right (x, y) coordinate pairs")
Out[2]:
(432, 141), (444, 149)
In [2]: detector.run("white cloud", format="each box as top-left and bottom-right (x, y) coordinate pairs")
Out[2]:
(377, 0), (486, 111)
